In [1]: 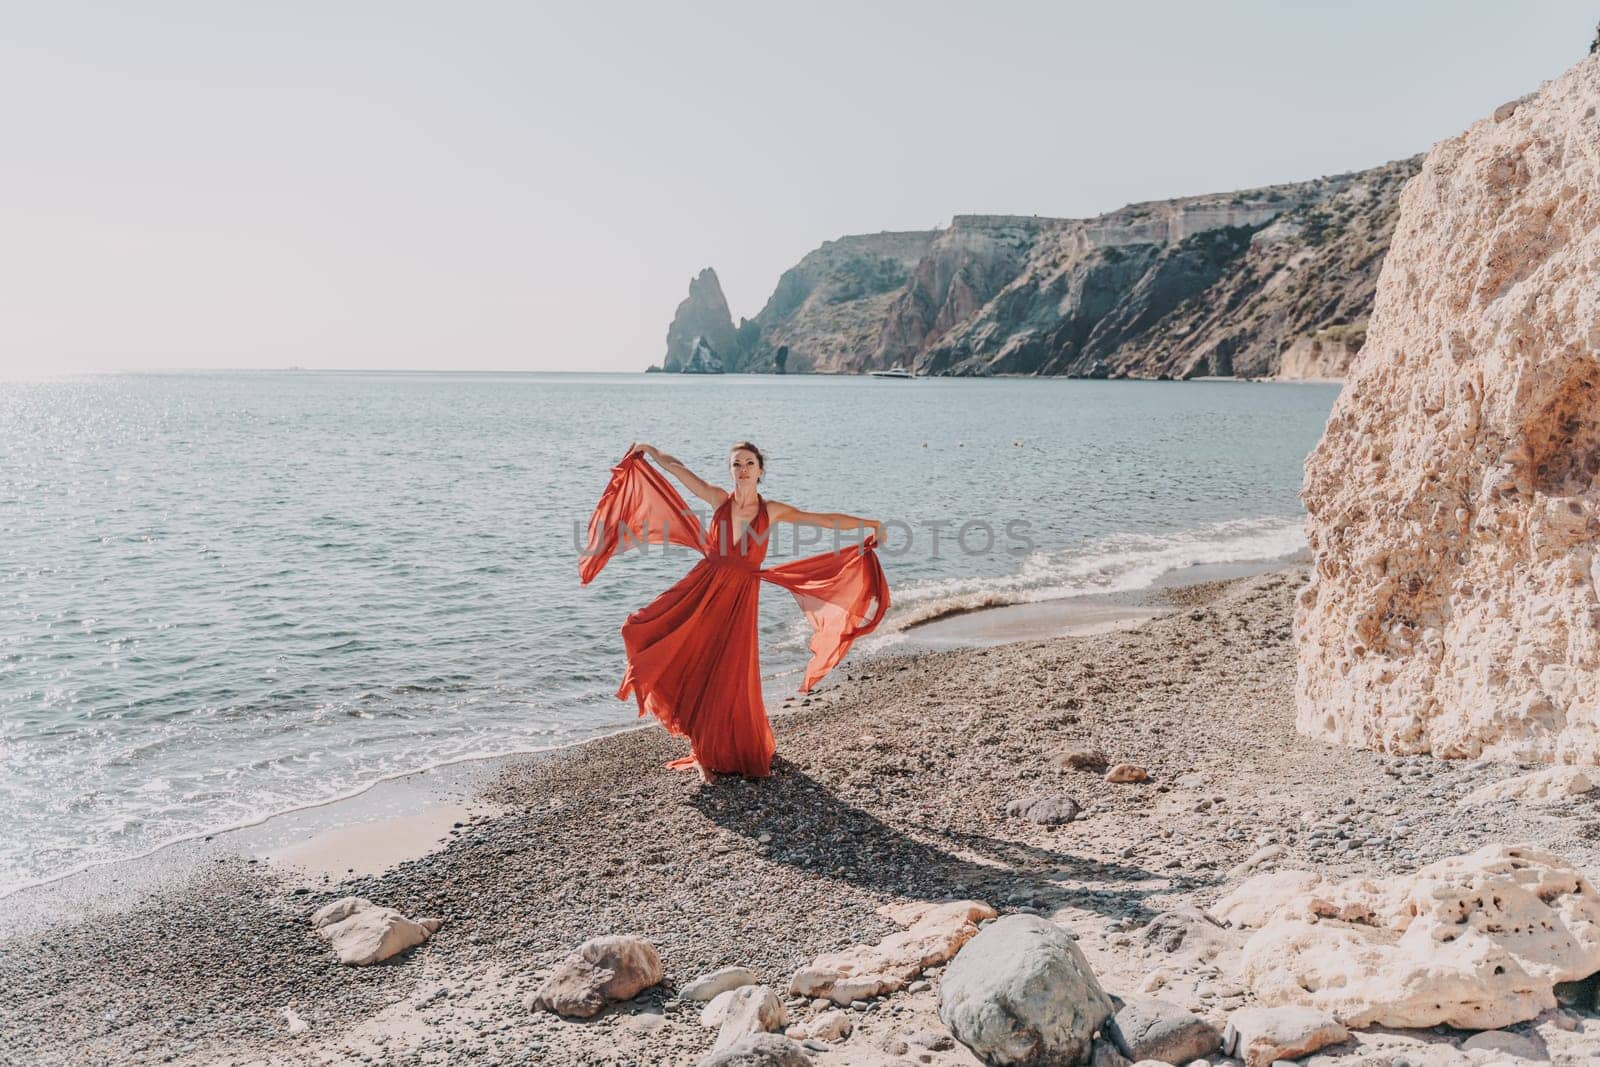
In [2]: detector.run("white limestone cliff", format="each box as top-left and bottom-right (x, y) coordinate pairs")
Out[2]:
(1296, 54), (1600, 761)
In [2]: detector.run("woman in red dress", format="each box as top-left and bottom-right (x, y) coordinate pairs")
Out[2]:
(579, 441), (889, 782)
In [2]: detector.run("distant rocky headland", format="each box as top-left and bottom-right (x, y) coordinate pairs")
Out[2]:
(653, 156), (1421, 381)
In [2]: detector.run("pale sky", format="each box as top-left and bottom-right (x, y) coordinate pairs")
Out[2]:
(2, 1), (1593, 375)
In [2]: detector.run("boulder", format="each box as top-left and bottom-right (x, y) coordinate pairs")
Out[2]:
(785, 1009), (852, 1043)
(683, 966), (761, 1002)
(1296, 51), (1600, 764)
(697, 1032), (813, 1066)
(309, 897), (369, 928)
(1091, 1037), (1132, 1067)
(1464, 767), (1596, 805)
(711, 985), (787, 1052)
(1005, 793), (1081, 825)
(1106, 764), (1148, 783)
(701, 988), (743, 1027)
(938, 913), (1113, 1065)
(1459, 1029), (1543, 1059)
(790, 899), (994, 1004)
(1137, 909), (1233, 963)
(1215, 844), (1600, 1029)
(528, 935), (663, 1018)
(1221, 1006), (1347, 1067)
(1208, 871), (1322, 928)
(1107, 997), (1222, 1065)
(309, 896), (441, 966)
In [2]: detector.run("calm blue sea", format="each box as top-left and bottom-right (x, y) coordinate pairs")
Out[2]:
(0, 371), (1338, 892)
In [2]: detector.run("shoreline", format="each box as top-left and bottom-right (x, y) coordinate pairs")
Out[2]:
(0, 551), (1304, 912)
(894, 552), (1307, 650)
(0, 732), (609, 906)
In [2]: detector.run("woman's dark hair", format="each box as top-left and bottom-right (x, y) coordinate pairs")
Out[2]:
(729, 441), (765, 481)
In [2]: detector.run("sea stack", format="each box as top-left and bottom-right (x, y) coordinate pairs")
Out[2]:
(664, 268), (738, 373)
(1296, 52), (1600, 761)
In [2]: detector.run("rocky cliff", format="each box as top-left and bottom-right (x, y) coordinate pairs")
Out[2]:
(740, 230), (939, 373)
(872, 215), (1066, 370)
(1296, 54), (1600, 761)
(919, 192), (1318, 376)
(660, 158), (1418, 378)
(1100, 159), (1418, 380)
(662, 268), (738, 373)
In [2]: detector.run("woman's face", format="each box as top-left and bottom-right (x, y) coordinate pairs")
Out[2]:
(729, 448), (762, 490)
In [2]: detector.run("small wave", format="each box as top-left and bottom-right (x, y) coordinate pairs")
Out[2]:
(0, 725), (635, 900)
(879, 514), (1305, 634)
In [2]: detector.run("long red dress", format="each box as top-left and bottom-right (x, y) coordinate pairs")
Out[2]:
(578, 453), (889, 777)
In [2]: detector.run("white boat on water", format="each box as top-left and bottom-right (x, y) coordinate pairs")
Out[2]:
(869, 364), (916, 379)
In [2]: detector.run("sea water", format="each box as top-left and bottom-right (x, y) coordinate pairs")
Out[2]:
(0, 370), (1338, 893)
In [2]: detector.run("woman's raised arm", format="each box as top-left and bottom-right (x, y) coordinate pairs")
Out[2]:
(626, 442), (727, 508)
(766, 500), (883, 544)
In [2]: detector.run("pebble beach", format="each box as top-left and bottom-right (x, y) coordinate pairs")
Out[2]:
(9, 565), (1600, 1065)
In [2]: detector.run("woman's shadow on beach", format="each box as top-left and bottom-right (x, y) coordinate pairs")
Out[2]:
(687, 758), (1162, 922)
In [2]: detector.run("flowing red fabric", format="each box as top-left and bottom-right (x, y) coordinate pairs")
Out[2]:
(578, 453), (889, 777)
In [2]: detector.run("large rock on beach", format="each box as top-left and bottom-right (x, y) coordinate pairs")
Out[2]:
(790, 899), (994, 1004)
(1138, 909), (1233, 963)
(1460, 1029), (1545, 1059)
(710, 985), (787, 1052)
(937, 913), (1114, 1066)
(701, 988), (745, 1028)
(1464, 765), (1596, 805)
(1221, 1006), (1347, 1067)
(1005, 792), (1080, 825)
(1209, 871), (1323, 928)
(1216, 844), (1600, 1029)
(1105, 763), (1148, 783)
(1106, 997), (1221, 1065)
(309, 896), (441, 966)
(1297, 52), (1600, 762)
(1090, 1038), (1131, 1067)
(683, 966), (761, 1002)
(528, 934), (663, 1018)
(785, 1009), (851, 1043)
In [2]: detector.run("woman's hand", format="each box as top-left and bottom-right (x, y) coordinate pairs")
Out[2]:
(867, 519), (884, 544)
(634, 445), (725, 507)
